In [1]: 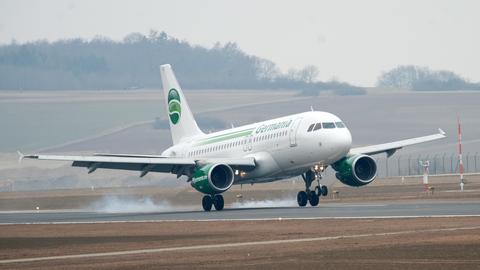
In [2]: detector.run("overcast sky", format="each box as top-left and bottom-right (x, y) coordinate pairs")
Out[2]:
(1, 0), (478, 86)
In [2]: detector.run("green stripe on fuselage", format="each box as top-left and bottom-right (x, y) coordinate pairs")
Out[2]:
(194, 128), (255, 146)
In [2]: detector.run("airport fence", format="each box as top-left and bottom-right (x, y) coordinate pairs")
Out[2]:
(374, 152), (479, 178)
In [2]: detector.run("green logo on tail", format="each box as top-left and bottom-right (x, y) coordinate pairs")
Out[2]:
(168, 88), (181, 125)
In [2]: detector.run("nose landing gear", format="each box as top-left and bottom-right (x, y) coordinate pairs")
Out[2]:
(297, 167), (328, 207)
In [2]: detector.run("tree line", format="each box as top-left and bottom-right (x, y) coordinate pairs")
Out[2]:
(0, 30), (364, 95)
(377, 65), (480, 91)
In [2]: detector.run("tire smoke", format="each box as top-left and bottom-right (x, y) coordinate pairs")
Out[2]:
(91, 196), (174, 213)
(230, 197), (297, 208)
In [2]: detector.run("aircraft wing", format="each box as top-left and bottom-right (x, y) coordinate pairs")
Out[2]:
(349, 129), (446, 157)
(20, 153), (256, 178)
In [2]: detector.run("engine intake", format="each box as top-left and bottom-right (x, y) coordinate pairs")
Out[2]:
(191, 164), (234, 194)
(332, 154), (377, 187)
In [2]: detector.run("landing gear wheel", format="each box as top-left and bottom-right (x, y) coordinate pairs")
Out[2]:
(308, 191), (319, 206)
(315, 186), (321, 197)
(202, 195), (213, 211)
(321, 186), (328, 196)
(297, 191), (308, 207)
(213, 194), (224, 211)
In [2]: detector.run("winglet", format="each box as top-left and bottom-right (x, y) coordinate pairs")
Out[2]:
(17, 151), (25, 164)
(438, 128), (446, 136)
(17, 151), (38, 163)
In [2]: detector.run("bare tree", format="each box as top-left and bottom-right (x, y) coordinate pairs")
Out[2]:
(255, 58), (280, 81)
(298, 65), (319, 83)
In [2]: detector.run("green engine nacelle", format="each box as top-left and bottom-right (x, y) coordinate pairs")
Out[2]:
(191, 163), (235, 195)
(332, 154), (377, 187)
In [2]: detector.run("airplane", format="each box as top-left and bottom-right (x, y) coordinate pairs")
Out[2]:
(20, 64), (447, 211)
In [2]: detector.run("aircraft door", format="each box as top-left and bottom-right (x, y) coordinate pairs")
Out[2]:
(243, 135), (253, 152)
(289, 117), (303, 147)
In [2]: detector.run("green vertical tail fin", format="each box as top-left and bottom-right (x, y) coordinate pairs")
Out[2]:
(160, 64), (204, 145)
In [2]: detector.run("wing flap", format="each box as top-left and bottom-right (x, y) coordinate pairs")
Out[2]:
(25, 154), (195, 165)
(94, 153), (163, 158)
(22, 154), (256, 175)
(70, 161), (178, 174)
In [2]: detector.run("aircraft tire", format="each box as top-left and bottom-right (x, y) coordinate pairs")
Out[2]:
(297, 191), (308, 207)
(202, 195), (213, 211)
(308, 191), (319, 206)
(213, 194), (224, 211)
(321, 186), (328, 196)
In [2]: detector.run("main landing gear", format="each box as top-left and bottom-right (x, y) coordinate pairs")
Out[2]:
(298, 169), (328, 207)
(202, 194), (224, 211)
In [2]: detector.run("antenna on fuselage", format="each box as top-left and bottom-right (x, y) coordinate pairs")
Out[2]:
(310, 106), (314, 111)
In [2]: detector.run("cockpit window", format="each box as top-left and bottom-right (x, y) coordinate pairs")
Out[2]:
(313, 123), (322, 131)
(335, 122), (346, 128)
(307, 124), (315, 132)
(322, 122), (335, 129)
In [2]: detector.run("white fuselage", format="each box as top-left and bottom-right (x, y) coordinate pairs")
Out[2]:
(162, 111), (352, 184)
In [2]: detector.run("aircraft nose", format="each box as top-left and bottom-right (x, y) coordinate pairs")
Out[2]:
(337, 128), (352, 154)
(344, 128), (352, 150)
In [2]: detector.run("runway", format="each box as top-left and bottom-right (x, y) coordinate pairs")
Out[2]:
(1, 200), (479, 224)
(2, 225), (480, 265)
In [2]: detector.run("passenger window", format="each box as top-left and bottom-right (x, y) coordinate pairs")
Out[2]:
(307, 124), (315, 132)
(313, 123), (322, 131)
(335, 122), (346, 128)
(322, 122), (336, 129)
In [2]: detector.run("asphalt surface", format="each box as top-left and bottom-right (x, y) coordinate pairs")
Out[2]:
(1, 200), (479, 224)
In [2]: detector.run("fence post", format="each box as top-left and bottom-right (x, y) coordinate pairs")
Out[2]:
(417, 156), (421, 175)
(408, 155), (411, 176)
(442, 153), (446, 174)
(475, 152), (478, 172)
(398, 156), (401, 176)
(386, 156), (389, 177)
(450, 153), (454, 174)
(466, 152), (470, 173)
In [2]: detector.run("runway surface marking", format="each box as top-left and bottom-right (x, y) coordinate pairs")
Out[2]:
(1, 214), (480, 225)
(1, 225), (479, 265)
